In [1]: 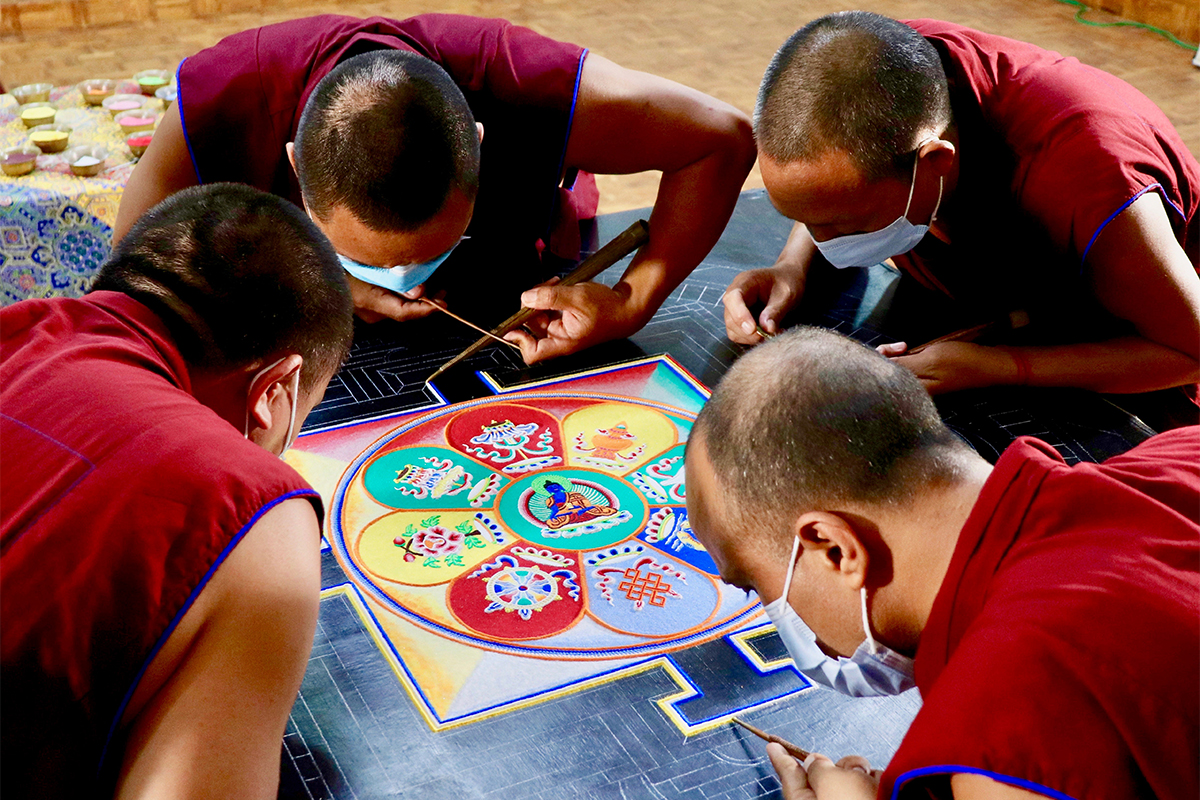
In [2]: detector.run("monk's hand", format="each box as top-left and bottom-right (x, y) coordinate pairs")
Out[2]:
(347, 275), (444, 324)
(505, 280), (644, 365)
(880, 341), (1019, 395)
(768, 746), (879, 800)
(723, 265), (805, 345)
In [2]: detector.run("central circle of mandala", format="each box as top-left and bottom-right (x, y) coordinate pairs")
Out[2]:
(496, 469), (646, 551)
(336, 395), (753, 658)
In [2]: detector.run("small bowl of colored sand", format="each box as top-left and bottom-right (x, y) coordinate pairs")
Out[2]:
(102, 93), (148, 117)
(18, 103), (57, 129)
(116, 112), (156, 135)
(126, 131), (154, 157)
(63, 145), (109, 177)
(2, 145), (41, 177)
(133, 70), (172, 96)
(28, 124), (72, 153)
(154, 84), (177, 110)
(78, 79), (117, 105)
(11, 83), (53, 104)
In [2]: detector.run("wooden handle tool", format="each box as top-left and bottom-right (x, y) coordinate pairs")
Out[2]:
(425, 219), (650, 385)
(731, 716), (811, 761)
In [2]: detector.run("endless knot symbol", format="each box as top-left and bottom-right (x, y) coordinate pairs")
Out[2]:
(617, 567), (673, 607)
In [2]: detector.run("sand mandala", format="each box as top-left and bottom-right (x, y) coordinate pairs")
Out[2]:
(333, 389), (754, 659)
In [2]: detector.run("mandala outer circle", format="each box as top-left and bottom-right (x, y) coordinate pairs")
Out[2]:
(330, 392), (761, 659)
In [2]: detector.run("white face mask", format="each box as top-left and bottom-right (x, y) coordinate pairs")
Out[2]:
(761, 535), (915, 697)
(811, 146), (944, 269)
(243, 356), (301, 458)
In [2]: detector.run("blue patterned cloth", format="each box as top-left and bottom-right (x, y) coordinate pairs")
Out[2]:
(1, 82), (154, 305)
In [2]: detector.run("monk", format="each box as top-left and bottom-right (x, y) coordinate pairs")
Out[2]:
(724, 13), (1199, 399)
(1, 184), (354, 798)
(686, 326), (1198, 799)
(116, 14), (756, 364)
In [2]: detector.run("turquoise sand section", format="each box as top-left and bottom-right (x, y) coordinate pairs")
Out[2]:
(497, 469), (647, 551)
(642, 361), (707, 415)
(362, 446), (507, 510)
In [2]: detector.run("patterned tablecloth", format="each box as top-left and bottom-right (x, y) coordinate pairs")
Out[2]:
(0, 81), (166, 305)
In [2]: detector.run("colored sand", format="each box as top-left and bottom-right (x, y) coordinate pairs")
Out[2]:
(118, 116), (155, 126)
(73, 156), (101, 167)
(87, 87), (109, 95)
(108, 100), (140, 111)
(3, 153), (37, 166)
(30, 131), (68, 144)
(127, 135), (153, 147)
(138, 76), (168, 88)
(21, 108), (54, 122)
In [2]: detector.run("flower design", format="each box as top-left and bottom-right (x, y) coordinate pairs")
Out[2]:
(411, 525), (465, 557)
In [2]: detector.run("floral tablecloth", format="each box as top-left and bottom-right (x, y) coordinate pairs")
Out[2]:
(0, 81), (165, 304)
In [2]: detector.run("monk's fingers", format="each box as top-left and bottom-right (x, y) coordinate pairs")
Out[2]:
(876, 341), (908, 357)
(503, 329), (539, 364)
(723, 272), (770, 342)
(504, 327), (574, 366)
(834, 755), (873, 774)
(348, 276), (438, 323)
(766, 743), (813, 799)
(804, 753), (879, 800)
(521, 310), (554, 338)
(760, 272), (802, 334)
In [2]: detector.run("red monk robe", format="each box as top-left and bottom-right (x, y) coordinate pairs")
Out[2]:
(896, 20), (1199, 328)
(880, 428), (1200, 799)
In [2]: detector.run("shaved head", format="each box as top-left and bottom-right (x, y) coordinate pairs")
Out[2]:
(295, 50), (481, 232)
(755, 12), (951, 182)
(691, 327), (972, 546)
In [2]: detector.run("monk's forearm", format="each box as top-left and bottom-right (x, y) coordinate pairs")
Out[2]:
(1001, 336), (1199, 394)
(614, 147), (753, 322)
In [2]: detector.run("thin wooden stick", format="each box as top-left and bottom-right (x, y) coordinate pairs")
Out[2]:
(418, 298), (522, 352)
(425, 219), (650, 385)
(731, 717), (811, 761)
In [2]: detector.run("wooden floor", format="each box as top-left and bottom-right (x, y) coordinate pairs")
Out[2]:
(2, 0), (1196, 212)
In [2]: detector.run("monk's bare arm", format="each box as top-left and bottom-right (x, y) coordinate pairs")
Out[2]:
(113, 497), (321, 800)
(114, 104), (200, 244)
(509, 54), (756, 363)
(891, 192), (1200, 394)
(950, 772), (1052, 799)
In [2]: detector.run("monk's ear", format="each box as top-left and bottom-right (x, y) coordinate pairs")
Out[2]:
(794, 511), (869, 590)
(919, 137), (956, 178)
(285, 142), (297, 174)
(246, 354), (302, 433)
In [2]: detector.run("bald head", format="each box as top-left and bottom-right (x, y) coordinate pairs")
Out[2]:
(692, 327), (972, 539)
(295, 50), (481, 232)
(755, 12), (950, 182)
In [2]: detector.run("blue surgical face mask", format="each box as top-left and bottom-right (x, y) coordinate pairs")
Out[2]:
(811, 147), (944, 269)
(761, 535), (916, 697)
(337, 236), (467, 294)
(244, 356), (300, 459)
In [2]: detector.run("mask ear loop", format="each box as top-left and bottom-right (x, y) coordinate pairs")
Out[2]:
(279, 366), (301, 456)
(861, 586), (878, 655)
(903, 139), (945, 225)
(780, 534), (801, 603)
(243, 356), (301, 457)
